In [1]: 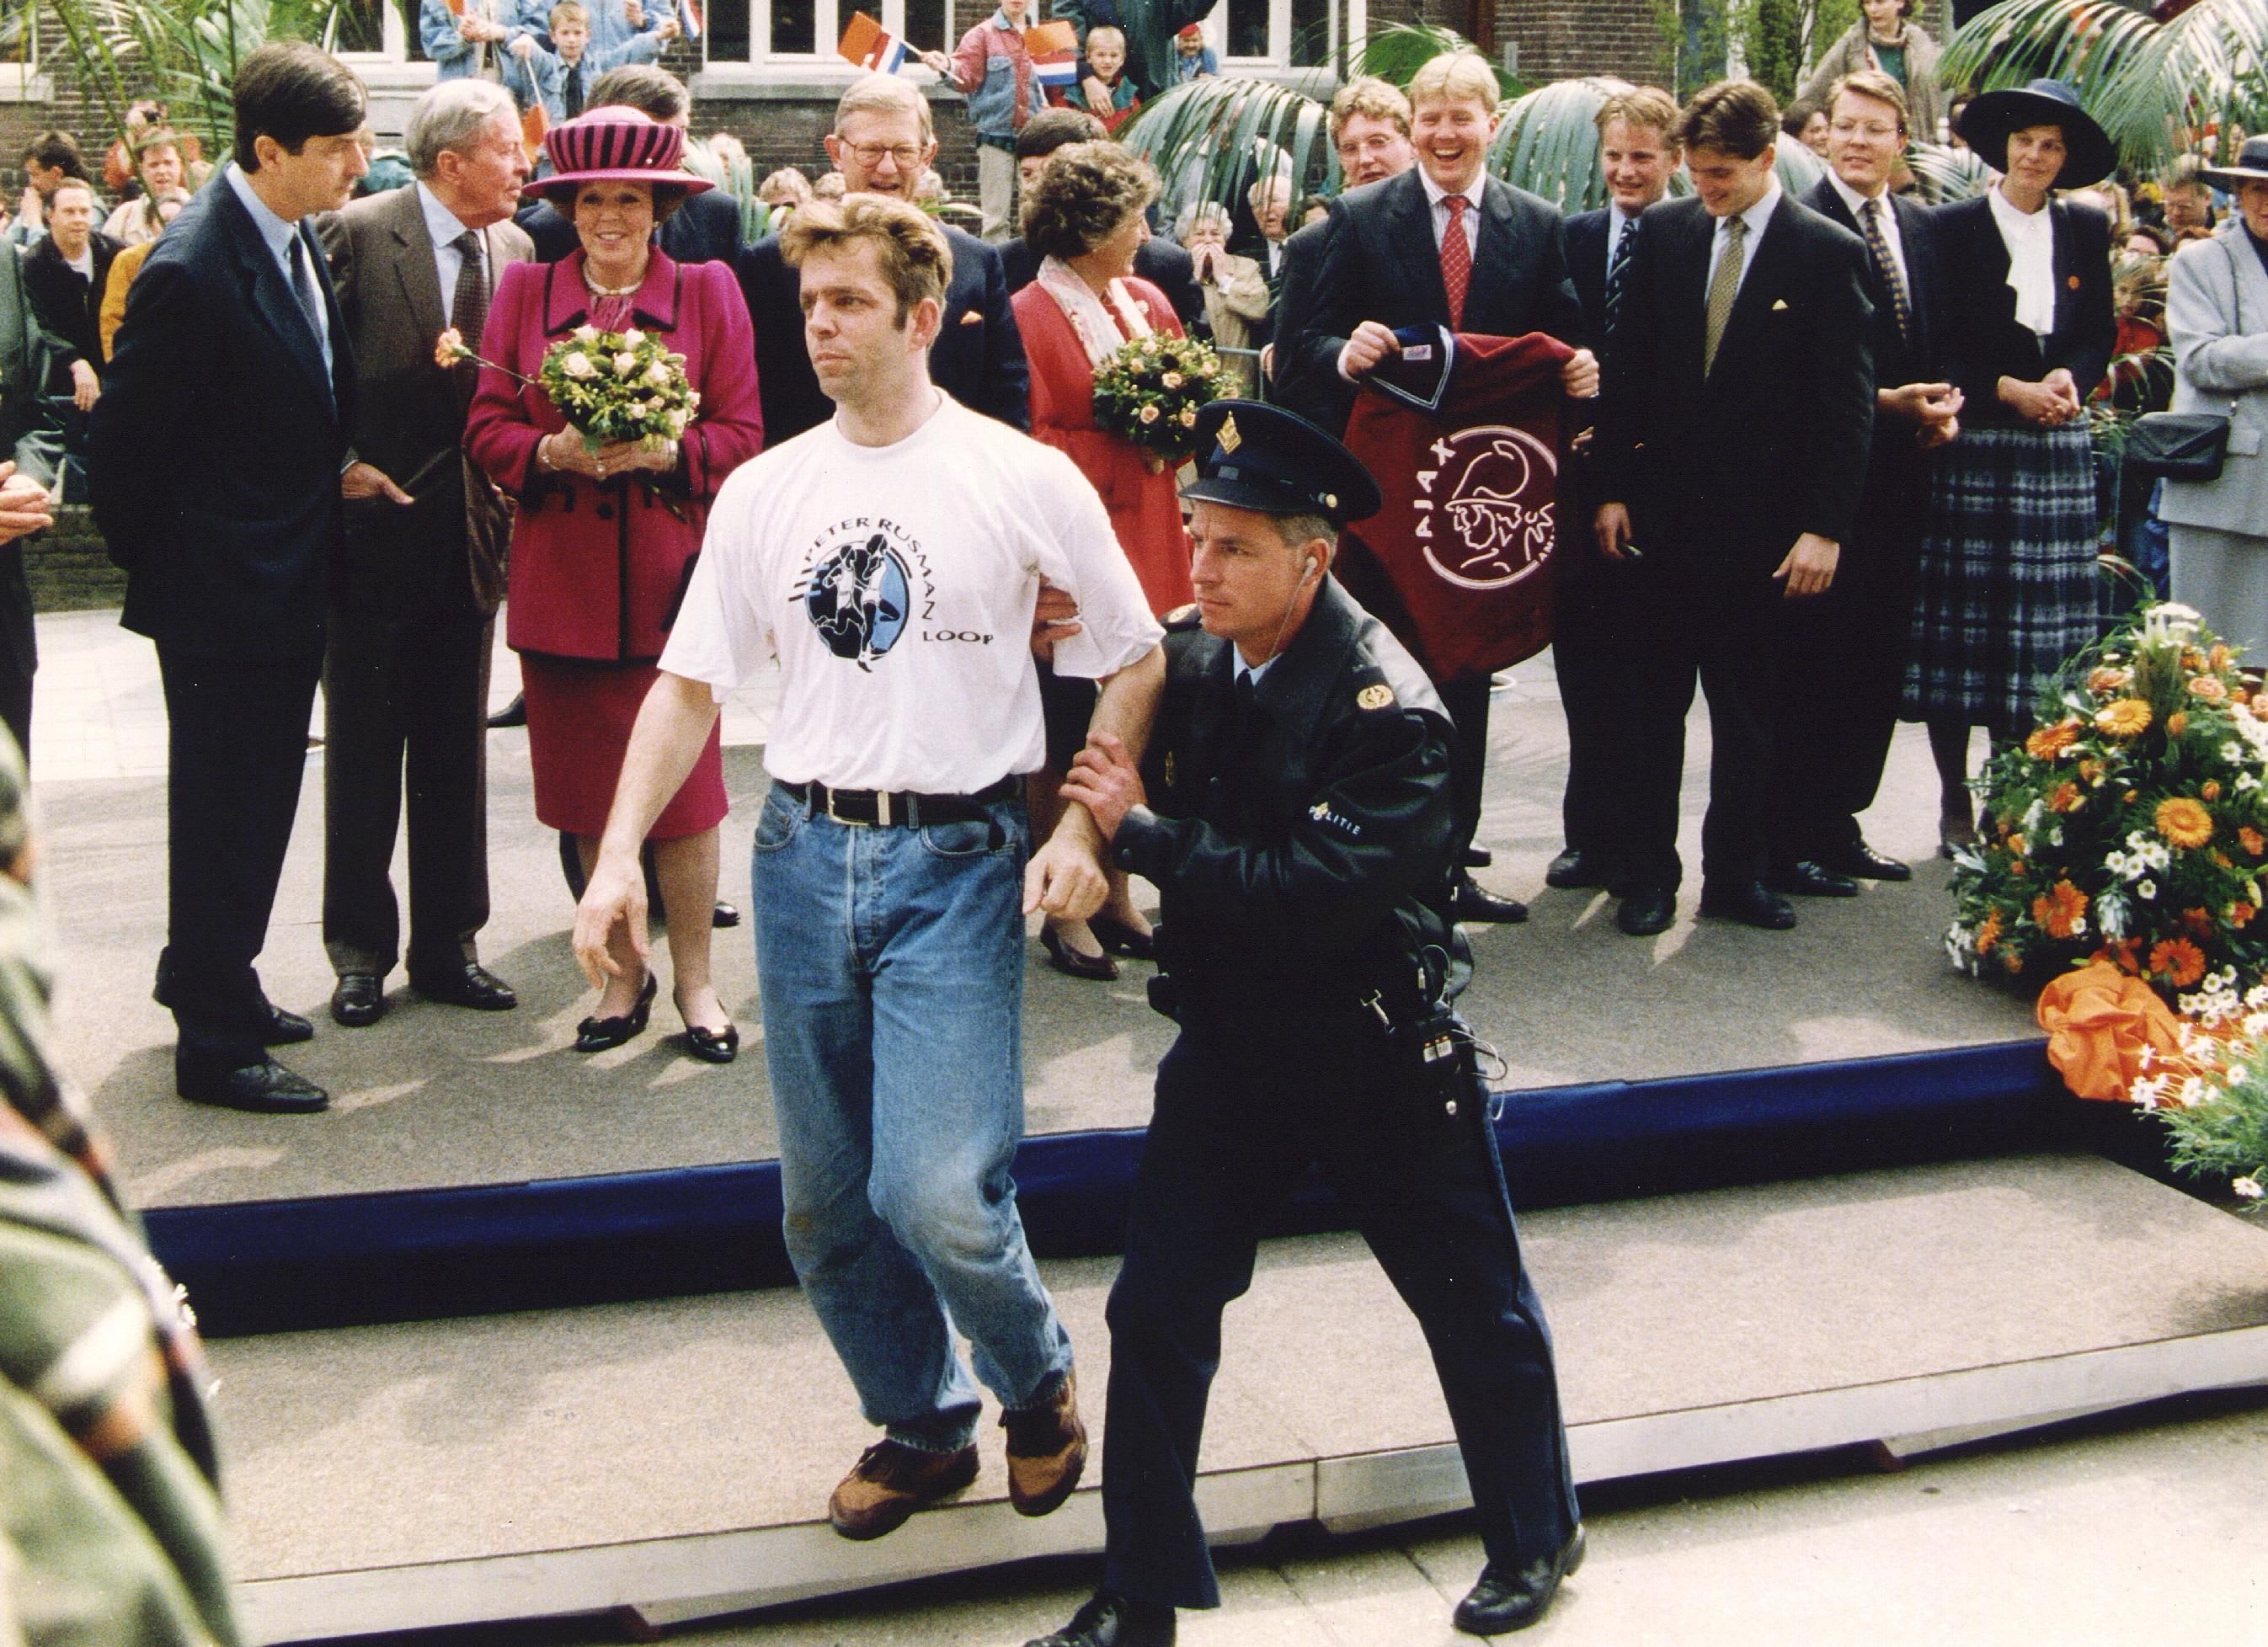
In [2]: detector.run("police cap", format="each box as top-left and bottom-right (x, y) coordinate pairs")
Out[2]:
(1179, 400), (1382, 527)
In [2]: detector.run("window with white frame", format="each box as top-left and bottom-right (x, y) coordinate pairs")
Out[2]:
(1219, 0), (1338, 70)
(702, 0), (947, 63)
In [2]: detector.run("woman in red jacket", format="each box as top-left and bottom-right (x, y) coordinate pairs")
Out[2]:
(1011, 141), (1183, 977)
(466, 108), (764, 1059)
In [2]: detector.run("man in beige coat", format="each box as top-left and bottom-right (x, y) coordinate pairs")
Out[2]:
(316, 77), (533, 1030)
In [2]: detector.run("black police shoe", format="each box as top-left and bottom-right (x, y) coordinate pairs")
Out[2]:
(330, 973), (385, 1027)
(177, 1058), (330, 1115)
(1454, 1524), (1585, 1635)
(260, 999), (315, 1044)
(408, 960), (519, 1011)
(1545, 848), (1619, 890)
(1025, 1593), (1175, 1647)
(1451, 871), (1528, 924)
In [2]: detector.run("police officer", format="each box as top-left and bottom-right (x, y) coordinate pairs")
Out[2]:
(1028, 403), (1583, 1646)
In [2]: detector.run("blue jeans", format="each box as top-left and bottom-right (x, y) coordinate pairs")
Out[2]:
(752, 781), (1073, 1451)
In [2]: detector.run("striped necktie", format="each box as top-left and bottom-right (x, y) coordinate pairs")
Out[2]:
(1604, 214), (1640, 344)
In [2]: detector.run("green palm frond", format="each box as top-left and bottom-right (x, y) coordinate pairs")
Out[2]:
(1486, 77), (1619, 214)
(1346, 23), (1515, 98)
(1118, 76), (1332, 227)
(1940, 0), (2268, 173)
(1906, 140), (1991, 205)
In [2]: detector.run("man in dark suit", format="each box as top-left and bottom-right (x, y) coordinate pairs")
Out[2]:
(739, 73), (1030, 444)
(1593, 80), (1875, 937)
(316, 77), (533, 1030)
(996, 109), (1206, 335)
(1551, 86), (1682, 900)
(516, 64), (743, 266)
(1776, 68), (1962, 894)
(88, 42), (370, 1113)
(1274, 50), (1597, 925)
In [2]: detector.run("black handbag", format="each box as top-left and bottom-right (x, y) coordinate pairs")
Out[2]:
(2127, 409), (2233, 482)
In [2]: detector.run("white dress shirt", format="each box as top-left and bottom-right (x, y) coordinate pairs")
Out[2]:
(1704, 178), (1781, 304)
(1828, 171), (1908, 292)
(1419, 167), (1483, 258)
(416, 181), (482, 327)
(1988, 181), (2057, 337)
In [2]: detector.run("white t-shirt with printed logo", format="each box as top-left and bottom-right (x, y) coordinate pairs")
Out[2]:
(660, 392), (1166, 795)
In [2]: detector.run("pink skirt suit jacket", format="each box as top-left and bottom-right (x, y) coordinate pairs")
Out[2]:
(465, 249), (766, 837)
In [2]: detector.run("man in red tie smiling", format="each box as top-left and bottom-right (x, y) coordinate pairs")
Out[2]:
(1276, 50), (1596, 926)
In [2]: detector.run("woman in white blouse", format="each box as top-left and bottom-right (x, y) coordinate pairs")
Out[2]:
(1903, 79), (2117, 854)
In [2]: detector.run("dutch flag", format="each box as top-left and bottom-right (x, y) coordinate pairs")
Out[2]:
(1025, 20), (1079, 88)
(839, 11), (907, 72)
(680, 0), (703, 39)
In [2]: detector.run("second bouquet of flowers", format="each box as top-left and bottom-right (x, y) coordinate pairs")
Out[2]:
(440, 322), (699, 453)
(1091, 331), (1225, 471)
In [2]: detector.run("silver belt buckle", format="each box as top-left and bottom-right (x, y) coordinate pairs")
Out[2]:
(824, 786), (873, 827)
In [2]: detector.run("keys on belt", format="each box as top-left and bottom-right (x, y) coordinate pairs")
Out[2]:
(784, 777), (1017, 828)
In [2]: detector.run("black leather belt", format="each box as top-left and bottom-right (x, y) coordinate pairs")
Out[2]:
(782, 777), (1017, 828)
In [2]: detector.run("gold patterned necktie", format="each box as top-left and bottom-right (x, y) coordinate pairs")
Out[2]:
(1703, 214), (1746, 376)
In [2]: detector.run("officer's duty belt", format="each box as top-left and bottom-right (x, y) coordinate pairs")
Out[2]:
(782, 776), (1018, 828)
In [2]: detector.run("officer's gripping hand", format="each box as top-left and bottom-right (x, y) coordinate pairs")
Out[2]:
(572, 849), (651, 989)
(1031, 578), (1082, 661)
(1062, 732), (1145, 842)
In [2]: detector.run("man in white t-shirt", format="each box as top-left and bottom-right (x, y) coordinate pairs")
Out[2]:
(572, 195), (1166, 1542)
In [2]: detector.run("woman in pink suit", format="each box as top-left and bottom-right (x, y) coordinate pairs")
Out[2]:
(1011, 141), (1182, 977)
(466, 108), (764, 1060)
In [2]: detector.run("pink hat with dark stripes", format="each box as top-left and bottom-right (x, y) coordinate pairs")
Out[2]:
(527, 107), (714, 203)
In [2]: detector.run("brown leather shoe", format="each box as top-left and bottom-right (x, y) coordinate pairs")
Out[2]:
(827, 1439), (979, 1540)
(1002, 1371), (1087, 1517)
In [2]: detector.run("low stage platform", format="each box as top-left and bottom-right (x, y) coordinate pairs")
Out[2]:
(30, 614), (2037, 1215)
(210, 1152), (2268, 1644)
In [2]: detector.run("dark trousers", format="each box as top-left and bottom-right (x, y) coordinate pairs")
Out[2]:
(321, 593), (494, 978)
(1769, 482), (1925, 864)
(1623, 561), (1779, 892)
(1553, 552), (1631, 862)
(1437, 674), (1492, 862)
(1100, 1021), (1578, 1610)
(157, 647), (323, 1071)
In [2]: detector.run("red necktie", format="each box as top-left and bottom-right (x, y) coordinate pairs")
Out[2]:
(1439, 192), (1471, 330)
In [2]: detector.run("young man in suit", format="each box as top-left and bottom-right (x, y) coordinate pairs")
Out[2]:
(316, 77), (535, 1030)
(1276, 51), (1598, 925)
(1775, 69), (1961, 895)
(1550, 86), (1681, 899)
(88, 41), (370, 1113)
(1592, 80), (1875, 937)
(739, 73), (1030, 444)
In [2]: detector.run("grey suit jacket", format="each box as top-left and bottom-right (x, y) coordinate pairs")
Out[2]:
(318, 185), (533, 616)
(2161, 222), (2268, 539)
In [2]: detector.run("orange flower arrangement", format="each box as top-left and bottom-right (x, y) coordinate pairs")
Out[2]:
(2167, 710), (2190, 738)
(2086, 666), (2132, 694)
(2191, 675), (2230, 701)
(2025, 719), (2083, 760)
(2032, 881), (2089, 939)
(2204, 779), (2223, 801)
(2185, 906), (2215, 936)
(2095, 699), (2153, 738)
(2049, 781), (2084, 813)
(2150, 937), (2208, 988)
(2233, 902), (2258, 928)
(2244, 827), (2265, 857)
(1975, 909), (2004, 956)
(2079, 758), (2105, 784)
(2157, 796), (2215, 849)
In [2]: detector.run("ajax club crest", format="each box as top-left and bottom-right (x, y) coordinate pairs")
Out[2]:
(1412, 424), (1558, 592)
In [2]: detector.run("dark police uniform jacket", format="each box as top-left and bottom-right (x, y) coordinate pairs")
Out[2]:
(1113, 578), (1464, 1024)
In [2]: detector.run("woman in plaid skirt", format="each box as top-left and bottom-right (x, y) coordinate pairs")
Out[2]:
(1905, 79), (2116, 855)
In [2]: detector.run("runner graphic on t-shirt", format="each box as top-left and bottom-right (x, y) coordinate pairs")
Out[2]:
(803, 533), (910, 669)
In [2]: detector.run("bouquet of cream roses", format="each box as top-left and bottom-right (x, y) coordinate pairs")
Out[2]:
(438, 322), (698, 453)
(1091, 332), (1225, 468)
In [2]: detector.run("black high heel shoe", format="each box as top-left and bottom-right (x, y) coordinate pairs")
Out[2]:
(1041, 922), (1118, 981)
(575, 973), (656, 1053)
(675, 990), (739, 1064)
(1087, 913), (1155, 961)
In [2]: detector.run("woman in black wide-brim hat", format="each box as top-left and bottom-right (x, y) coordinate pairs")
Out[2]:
(1903, 78), (2119, 855)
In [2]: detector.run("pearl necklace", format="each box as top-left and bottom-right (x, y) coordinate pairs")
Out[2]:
(583, 264), (648, 297)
